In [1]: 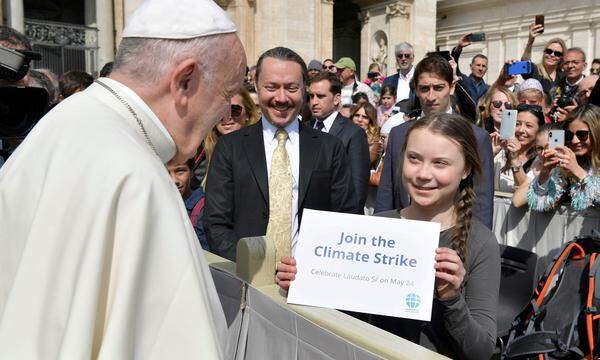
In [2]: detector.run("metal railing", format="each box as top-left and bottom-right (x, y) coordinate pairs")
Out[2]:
(24, 19), (98, 76)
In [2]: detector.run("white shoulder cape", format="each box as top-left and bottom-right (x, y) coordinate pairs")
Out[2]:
(0, 82), (227, 359)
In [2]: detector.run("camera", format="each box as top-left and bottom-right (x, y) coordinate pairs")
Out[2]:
(0, 44), (48, 163)
(556, 85), (578, 109)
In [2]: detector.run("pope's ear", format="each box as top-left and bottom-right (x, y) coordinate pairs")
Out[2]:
(170, 58), (198, 107)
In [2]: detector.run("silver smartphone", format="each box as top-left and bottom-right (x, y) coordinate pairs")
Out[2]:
(499, 110), (517, 140)
(548, 130), (565, 149)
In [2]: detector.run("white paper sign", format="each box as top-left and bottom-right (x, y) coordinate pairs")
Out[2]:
(287, 209), (440, 321)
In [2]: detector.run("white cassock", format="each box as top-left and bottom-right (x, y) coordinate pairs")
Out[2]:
(0, 78), (227, 359)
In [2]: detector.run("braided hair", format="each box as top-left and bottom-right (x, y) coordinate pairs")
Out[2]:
(402, 113), (482, 263)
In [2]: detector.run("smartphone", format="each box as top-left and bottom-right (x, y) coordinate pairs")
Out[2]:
(548, 130), (565, 149)
(426, 50), (452, 62)
(505, 61), (532, 76)
(500, 110), (517, 140)
(467, 32), (486, 42)
(535, 15), (545, 33)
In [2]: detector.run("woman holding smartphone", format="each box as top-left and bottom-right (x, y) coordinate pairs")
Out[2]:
(276, 113), (500, 360)
(529, 104), (600, 211)
(520, 23), (567, 97)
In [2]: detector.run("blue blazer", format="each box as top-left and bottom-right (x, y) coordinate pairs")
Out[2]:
(374, 118), (494, 229)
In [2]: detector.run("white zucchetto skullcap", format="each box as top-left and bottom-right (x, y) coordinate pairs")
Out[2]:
(123, 0), (237, 39)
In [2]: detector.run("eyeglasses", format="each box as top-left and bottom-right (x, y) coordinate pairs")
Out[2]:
(492, 101), (513, 109)
(544, 48), (563, 57)
(566, 130), (590, 142)
(231, 104), (243, 118)
(323, 65), (336, 70)
(396, 53), (412, 59)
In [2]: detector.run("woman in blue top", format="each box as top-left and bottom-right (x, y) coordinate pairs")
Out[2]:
(529, 104), (600, 211)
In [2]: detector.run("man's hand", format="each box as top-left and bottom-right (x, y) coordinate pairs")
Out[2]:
(275, 256), (297, 291)
(457, 34), (472, 49)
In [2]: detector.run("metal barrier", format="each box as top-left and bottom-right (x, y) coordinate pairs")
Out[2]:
(205, 238), (449, 360)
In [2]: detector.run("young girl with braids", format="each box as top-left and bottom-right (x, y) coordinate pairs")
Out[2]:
(276, 113), (500, 360)
(371, 113), (501, 360)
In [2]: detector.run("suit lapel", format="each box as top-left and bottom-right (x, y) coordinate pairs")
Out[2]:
(328, 113), (344, 137)
(242, 123), (269, 204)
(298, 124), (321, 208)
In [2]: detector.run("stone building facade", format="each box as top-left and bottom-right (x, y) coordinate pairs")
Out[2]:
(1, 0), (598, 80)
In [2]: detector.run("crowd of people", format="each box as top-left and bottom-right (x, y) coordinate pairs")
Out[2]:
(2, 4), (600, 359)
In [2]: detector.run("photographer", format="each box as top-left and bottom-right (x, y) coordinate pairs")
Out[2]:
(551, 48), (587, 122)
(0, 26), (48, 167)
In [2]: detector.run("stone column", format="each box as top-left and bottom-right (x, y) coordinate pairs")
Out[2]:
(95, 0), (115, 69)
(6, 0), (24, 32)
(317, 0), (334, 62)
(221, 0), (257, 65)
(113, 0), (124, 47)
(359, 9), (370, 79)
(385, 1), (410, 73)
(410, 0), (436, 61)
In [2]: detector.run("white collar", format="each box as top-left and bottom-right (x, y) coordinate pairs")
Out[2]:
(97, 77), (176, 163)
(421, 106), (453, 118)
(318, 111), (338, 132)
(566, 75), (584, 87)
(261, 116), (300, 145)
(399, 66), (414, 80)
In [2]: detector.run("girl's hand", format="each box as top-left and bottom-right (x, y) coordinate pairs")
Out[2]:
(275, 256), (297, 291)
(434, 247), (466, 301)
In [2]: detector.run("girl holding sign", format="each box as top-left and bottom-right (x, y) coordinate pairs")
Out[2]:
(276, 113), (501, 360)
(371, 113), (501, 360)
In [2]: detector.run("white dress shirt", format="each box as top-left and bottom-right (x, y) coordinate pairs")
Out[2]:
(314, 111), (338, 133)
(395, 66), (415, 102)
(261, 117), (301, 255)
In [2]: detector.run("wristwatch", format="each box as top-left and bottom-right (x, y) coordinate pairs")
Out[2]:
(511, 162), (522, 173)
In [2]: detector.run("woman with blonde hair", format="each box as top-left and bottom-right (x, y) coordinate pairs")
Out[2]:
(477, 84), (518, 134)
(199, 86), (259, 186)
(351, 101), (381, 166)
(521, 22), (567, 97)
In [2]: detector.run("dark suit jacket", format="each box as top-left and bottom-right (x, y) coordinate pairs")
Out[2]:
(204, 120), (357, 261)
(311, 113), (370, 211)
(383, 72), (418, 114)
(374, 118), (494, 229)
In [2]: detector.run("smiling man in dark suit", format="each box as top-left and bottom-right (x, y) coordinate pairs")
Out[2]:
(204, 47), (356, 262)
(308, 72), (370, 212)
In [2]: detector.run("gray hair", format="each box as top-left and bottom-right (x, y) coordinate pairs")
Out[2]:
(567, 47), (587, 62)
(112, 34), (228, 86)
(395, 42), (414, 55)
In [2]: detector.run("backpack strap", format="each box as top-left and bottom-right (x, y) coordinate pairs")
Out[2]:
(536, 242), (585, 309)
(189, 197), (205, 226)
(585, 253), (600, 358)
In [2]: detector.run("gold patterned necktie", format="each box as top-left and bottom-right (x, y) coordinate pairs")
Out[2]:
(266, 128), (293, 260)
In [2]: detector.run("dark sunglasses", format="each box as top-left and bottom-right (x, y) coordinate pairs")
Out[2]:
(544, 48), (563, 57)
(492, 101), (513, 109)
(396, 53), (412, 59)
(566, 130), (590, 142)
(231, 104), (243, 118)
(516, 103), (543, 113)
(323, 65), (336, 70)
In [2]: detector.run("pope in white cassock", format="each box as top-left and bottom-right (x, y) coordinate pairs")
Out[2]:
(0, 0), (246, 358)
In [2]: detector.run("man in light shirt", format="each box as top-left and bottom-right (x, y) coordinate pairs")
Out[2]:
(383, 42), (415, 104)
(335, 57), (376, 106)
